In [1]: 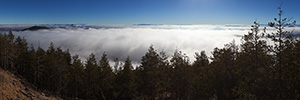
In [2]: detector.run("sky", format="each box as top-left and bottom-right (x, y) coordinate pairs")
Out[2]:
(0, 0), (299, 25)
(2, 0), (300, 65)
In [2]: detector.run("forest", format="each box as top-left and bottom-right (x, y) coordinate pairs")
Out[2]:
(0, 8), (300, 100)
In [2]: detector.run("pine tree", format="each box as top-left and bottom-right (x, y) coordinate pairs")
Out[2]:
(193, 51), (209, 67)
(233, 21), (273, 99)
(267, 7), (297, 99)
(138, 45), (169, 99)
(27, 44), (37, 85)
(192, 51), (213, 99)
(98, 52), (115, 100)
(66, 55), (84, 98)
(44, 42), (59, 92)
(0, 32), (15, 70)
(15, 36), (29, 76)
(210, 41), (239, 100)
(55, 48), (71, 97)
(4, 30), (16, 71)
(83, 53), (99, 99)
(35, 46), (47, 91)
(170, 50), (192, 100)
(0, 33), (7, 69)
(115, 56), (136, 99)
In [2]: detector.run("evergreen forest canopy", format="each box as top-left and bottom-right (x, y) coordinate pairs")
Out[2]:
(1, 8), (300, 100)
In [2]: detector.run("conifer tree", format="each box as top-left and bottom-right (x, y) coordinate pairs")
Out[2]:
(0, 33), (5, 69)
(193, 51), (209, 67)
(84, 53), (99, 99)
(44, 42), (59, 92)
(192, 51), (213, 99)
(66, 55), (84, 98)
(116, 56), (136, 99)
(35, 45), (47, 90)
(55, 48), (71, 97)
(233, 21), (273, 99)
(211, 41), (239, 100)
(267, 7), (296, 99)
(5, 30), (16, 71)
(15, 36), (29, 76)
(170, 50), (192, 100)
(99, 52), (115, 100)
(27, 44), (37, 85)
(138, 45), (169, 99)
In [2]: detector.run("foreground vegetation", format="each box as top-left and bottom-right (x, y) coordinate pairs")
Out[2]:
(0, 8), (300, 100)
(0, 69), (62, 100)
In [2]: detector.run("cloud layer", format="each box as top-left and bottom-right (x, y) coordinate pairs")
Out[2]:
(12, 25), (300, 64)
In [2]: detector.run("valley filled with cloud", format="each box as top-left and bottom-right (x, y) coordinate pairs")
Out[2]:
(10, 24), (300, 64)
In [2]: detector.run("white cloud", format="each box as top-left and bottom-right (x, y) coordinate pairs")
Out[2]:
(13, 24), (299, 65)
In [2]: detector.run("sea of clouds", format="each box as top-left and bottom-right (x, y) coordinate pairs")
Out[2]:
(10, 24), (300, 65)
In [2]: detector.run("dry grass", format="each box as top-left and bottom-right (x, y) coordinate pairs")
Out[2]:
(0, 69), (62, 100)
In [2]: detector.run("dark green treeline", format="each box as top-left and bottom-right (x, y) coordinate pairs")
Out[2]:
(0, 8), (300, 100)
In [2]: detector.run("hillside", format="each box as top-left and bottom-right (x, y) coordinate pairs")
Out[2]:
(21, 26), (49, 31)
(0, 69), (61, 100)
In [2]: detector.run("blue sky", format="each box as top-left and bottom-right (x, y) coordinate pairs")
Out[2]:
(0, 0), (299, 25)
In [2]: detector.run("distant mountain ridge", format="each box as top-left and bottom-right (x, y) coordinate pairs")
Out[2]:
(0, 24), (300, 32)
(21, 26), (49, 31)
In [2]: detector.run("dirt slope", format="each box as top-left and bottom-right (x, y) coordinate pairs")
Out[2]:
(0, 69), (62, 100)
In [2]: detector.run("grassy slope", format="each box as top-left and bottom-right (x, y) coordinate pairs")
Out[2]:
(0, 69), (62, 100)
